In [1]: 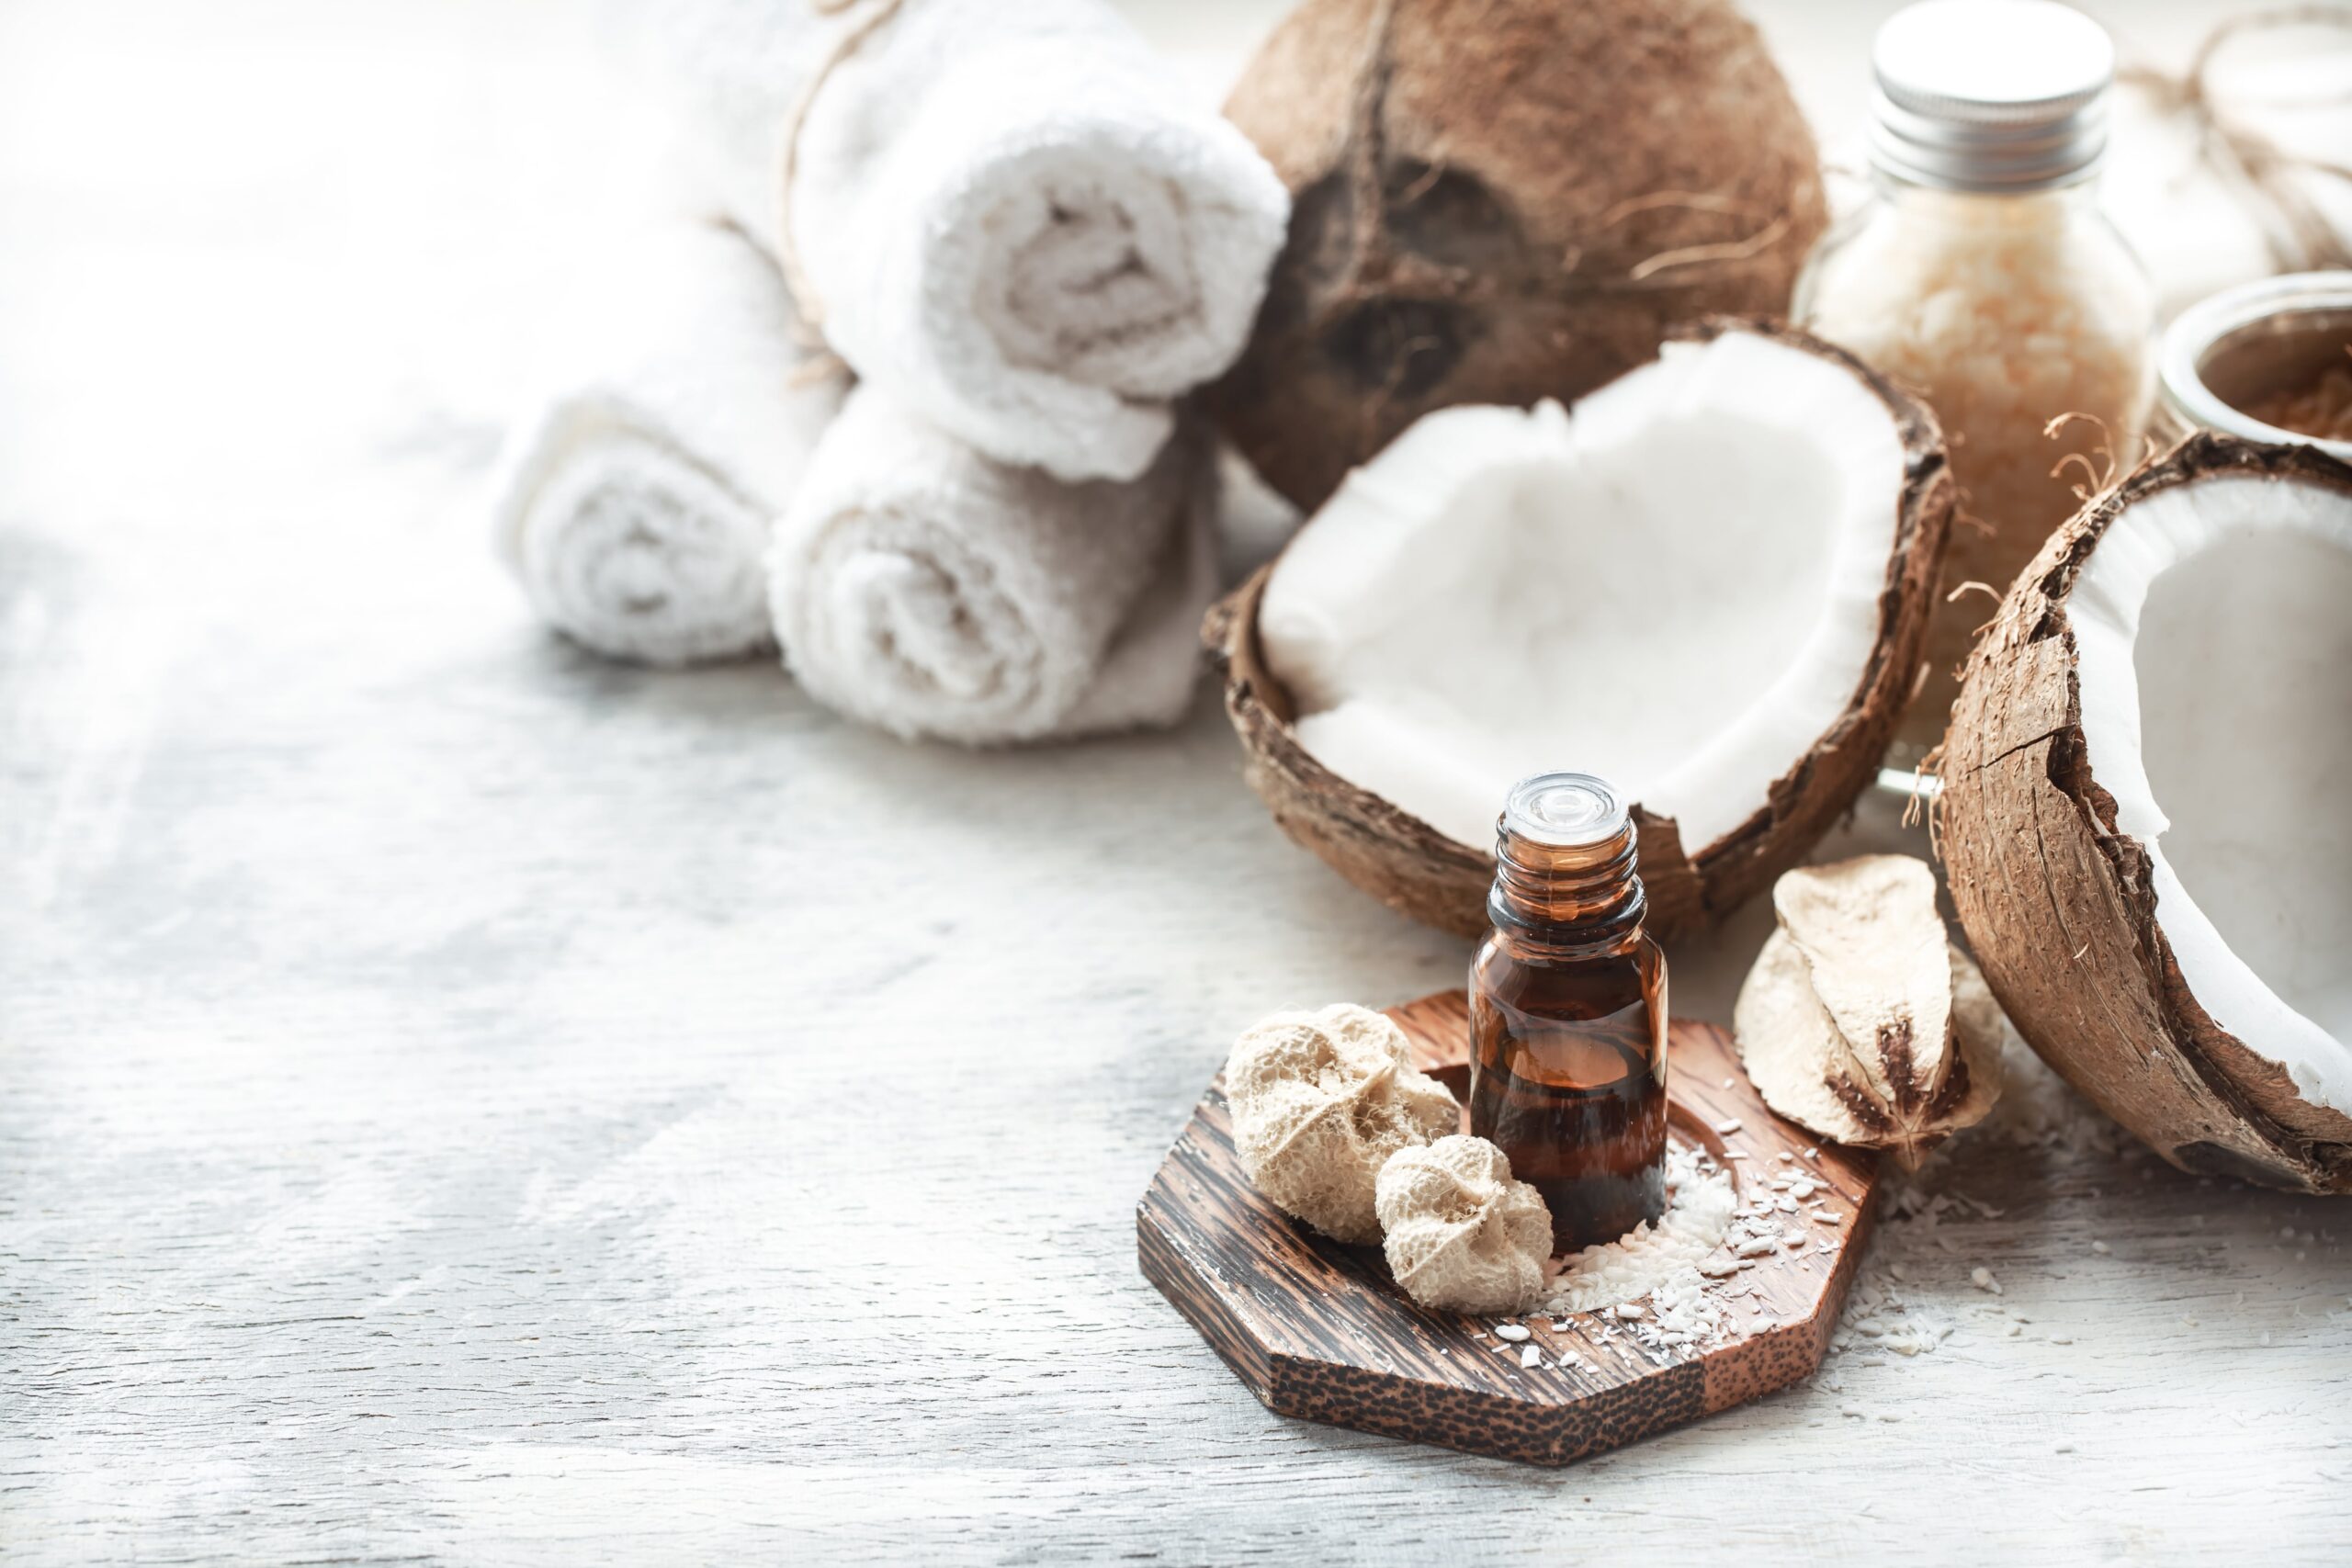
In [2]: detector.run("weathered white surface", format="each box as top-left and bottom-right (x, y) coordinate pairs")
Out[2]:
(3, 2), (2347, 1562)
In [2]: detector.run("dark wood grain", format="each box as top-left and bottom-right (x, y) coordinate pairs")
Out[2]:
(1138, 989), (1882, 1465)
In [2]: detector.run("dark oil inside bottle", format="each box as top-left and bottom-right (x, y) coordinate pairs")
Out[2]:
(1467, 772), (1669, 1256)
(1469, 945), (1668, 1254)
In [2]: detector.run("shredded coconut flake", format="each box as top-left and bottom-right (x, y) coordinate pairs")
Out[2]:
(1543, 1145), (1738, 1348)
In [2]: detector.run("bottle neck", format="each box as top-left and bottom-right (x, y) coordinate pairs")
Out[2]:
(1871, 164), (2101, 209)
(1487, 817), (1645, 960)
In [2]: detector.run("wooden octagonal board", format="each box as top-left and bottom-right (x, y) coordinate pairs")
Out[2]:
(1137, 989), (1883, 1467)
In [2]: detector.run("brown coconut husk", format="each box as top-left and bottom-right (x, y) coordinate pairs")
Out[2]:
(1940, 433), (2352, 1191)
(1209, 0), (1828, 512)
(1204, 319), (1955, 941)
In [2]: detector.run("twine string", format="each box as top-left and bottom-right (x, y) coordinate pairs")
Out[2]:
(2118, 6), (2352, 273)
(776, 0), (909, 361)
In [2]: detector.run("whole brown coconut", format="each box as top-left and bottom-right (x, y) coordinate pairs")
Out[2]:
(1941, 434), (2352, 1191)
(1209, 0), (1829, 512)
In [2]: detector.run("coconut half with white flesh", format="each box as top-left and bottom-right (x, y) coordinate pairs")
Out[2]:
(1204, 320), (1952, 937)
(1943, 434), (2352, 1191)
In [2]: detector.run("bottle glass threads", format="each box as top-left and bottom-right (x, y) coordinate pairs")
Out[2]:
(1467, 772), (1668, 1254)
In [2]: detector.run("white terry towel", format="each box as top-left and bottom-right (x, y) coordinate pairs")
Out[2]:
(488, 222), (848, 667)
(636, 0), (1288, 484)
(770, 385), (1217, 745)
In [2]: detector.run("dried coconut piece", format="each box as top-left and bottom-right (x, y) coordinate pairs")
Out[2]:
(1375, 1135), (1552, 1315)
(1226, 1003), (1460, 1244)
(1734, 856), (2007, 1168)
(1774, 855), (1953, 1113)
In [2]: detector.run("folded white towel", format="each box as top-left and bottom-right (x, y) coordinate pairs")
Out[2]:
(637, 0), (1287, 484)
(489, 222), (848, 667)
(771, 385), (1216, 744)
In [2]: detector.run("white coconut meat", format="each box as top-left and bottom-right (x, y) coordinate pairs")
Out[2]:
(2067, 471), (2352, 1113)
(1258, 330), (1908, 854)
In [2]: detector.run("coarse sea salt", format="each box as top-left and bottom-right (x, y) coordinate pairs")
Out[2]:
(1802, 185), (2153, 721)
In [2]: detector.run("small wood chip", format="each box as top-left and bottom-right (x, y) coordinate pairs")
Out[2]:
(1520, 1345), (1544, 1369)
(1613, 1303), (1647, 1320)
(1494, 1323), (1532, 1342)
(1804, 1147), (1821, 1161)
(1713, 1117), (1743, 1135)
(1971, 1267), (2002, 1294)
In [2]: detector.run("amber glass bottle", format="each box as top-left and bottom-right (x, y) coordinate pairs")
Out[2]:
(1468, 772), (1668, 1254)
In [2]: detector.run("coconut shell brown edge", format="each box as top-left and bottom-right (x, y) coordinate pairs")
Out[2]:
(1204, 317), (1954, 941)
(1940, 433), (2352, 1192)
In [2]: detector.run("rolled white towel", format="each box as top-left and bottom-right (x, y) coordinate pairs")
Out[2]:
(488, 222), (848, 667)
(771, 385), (1216, 745)
(635, 0), (1287, 484)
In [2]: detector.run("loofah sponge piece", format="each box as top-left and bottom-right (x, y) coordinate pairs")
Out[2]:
(1375, 1135), (1554, 1315)
(1225, 1003), (1461, 1244)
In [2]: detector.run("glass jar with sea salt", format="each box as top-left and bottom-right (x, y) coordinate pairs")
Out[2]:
(1794, 0), (2155, 746)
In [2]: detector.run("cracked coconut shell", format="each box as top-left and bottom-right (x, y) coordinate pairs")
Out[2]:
(1225, 1003), (1461, 1244)
(1208, 0), (1827, 511)
(1376, 1134), (1553, 1315)
(1733, 855), (2004, 1168)
(1941, 434), (2352, 1191)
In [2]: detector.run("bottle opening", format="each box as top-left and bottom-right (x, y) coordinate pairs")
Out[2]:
(1502, 772), (1629, 849)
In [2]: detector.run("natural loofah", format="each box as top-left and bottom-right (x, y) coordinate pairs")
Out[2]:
(1225, 1004), (1460, 1244)
(1375, 1135), (1554, 1315)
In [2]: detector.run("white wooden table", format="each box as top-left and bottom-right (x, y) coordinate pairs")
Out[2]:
(4, 1), (2346, 1561)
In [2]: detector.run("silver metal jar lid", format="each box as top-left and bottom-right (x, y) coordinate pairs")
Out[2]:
(1870, 0), (2115, 192)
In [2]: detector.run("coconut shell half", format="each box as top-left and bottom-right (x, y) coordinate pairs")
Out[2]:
(1205, 319), (1953, 940)
(1942, 434), (2352, 1191)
